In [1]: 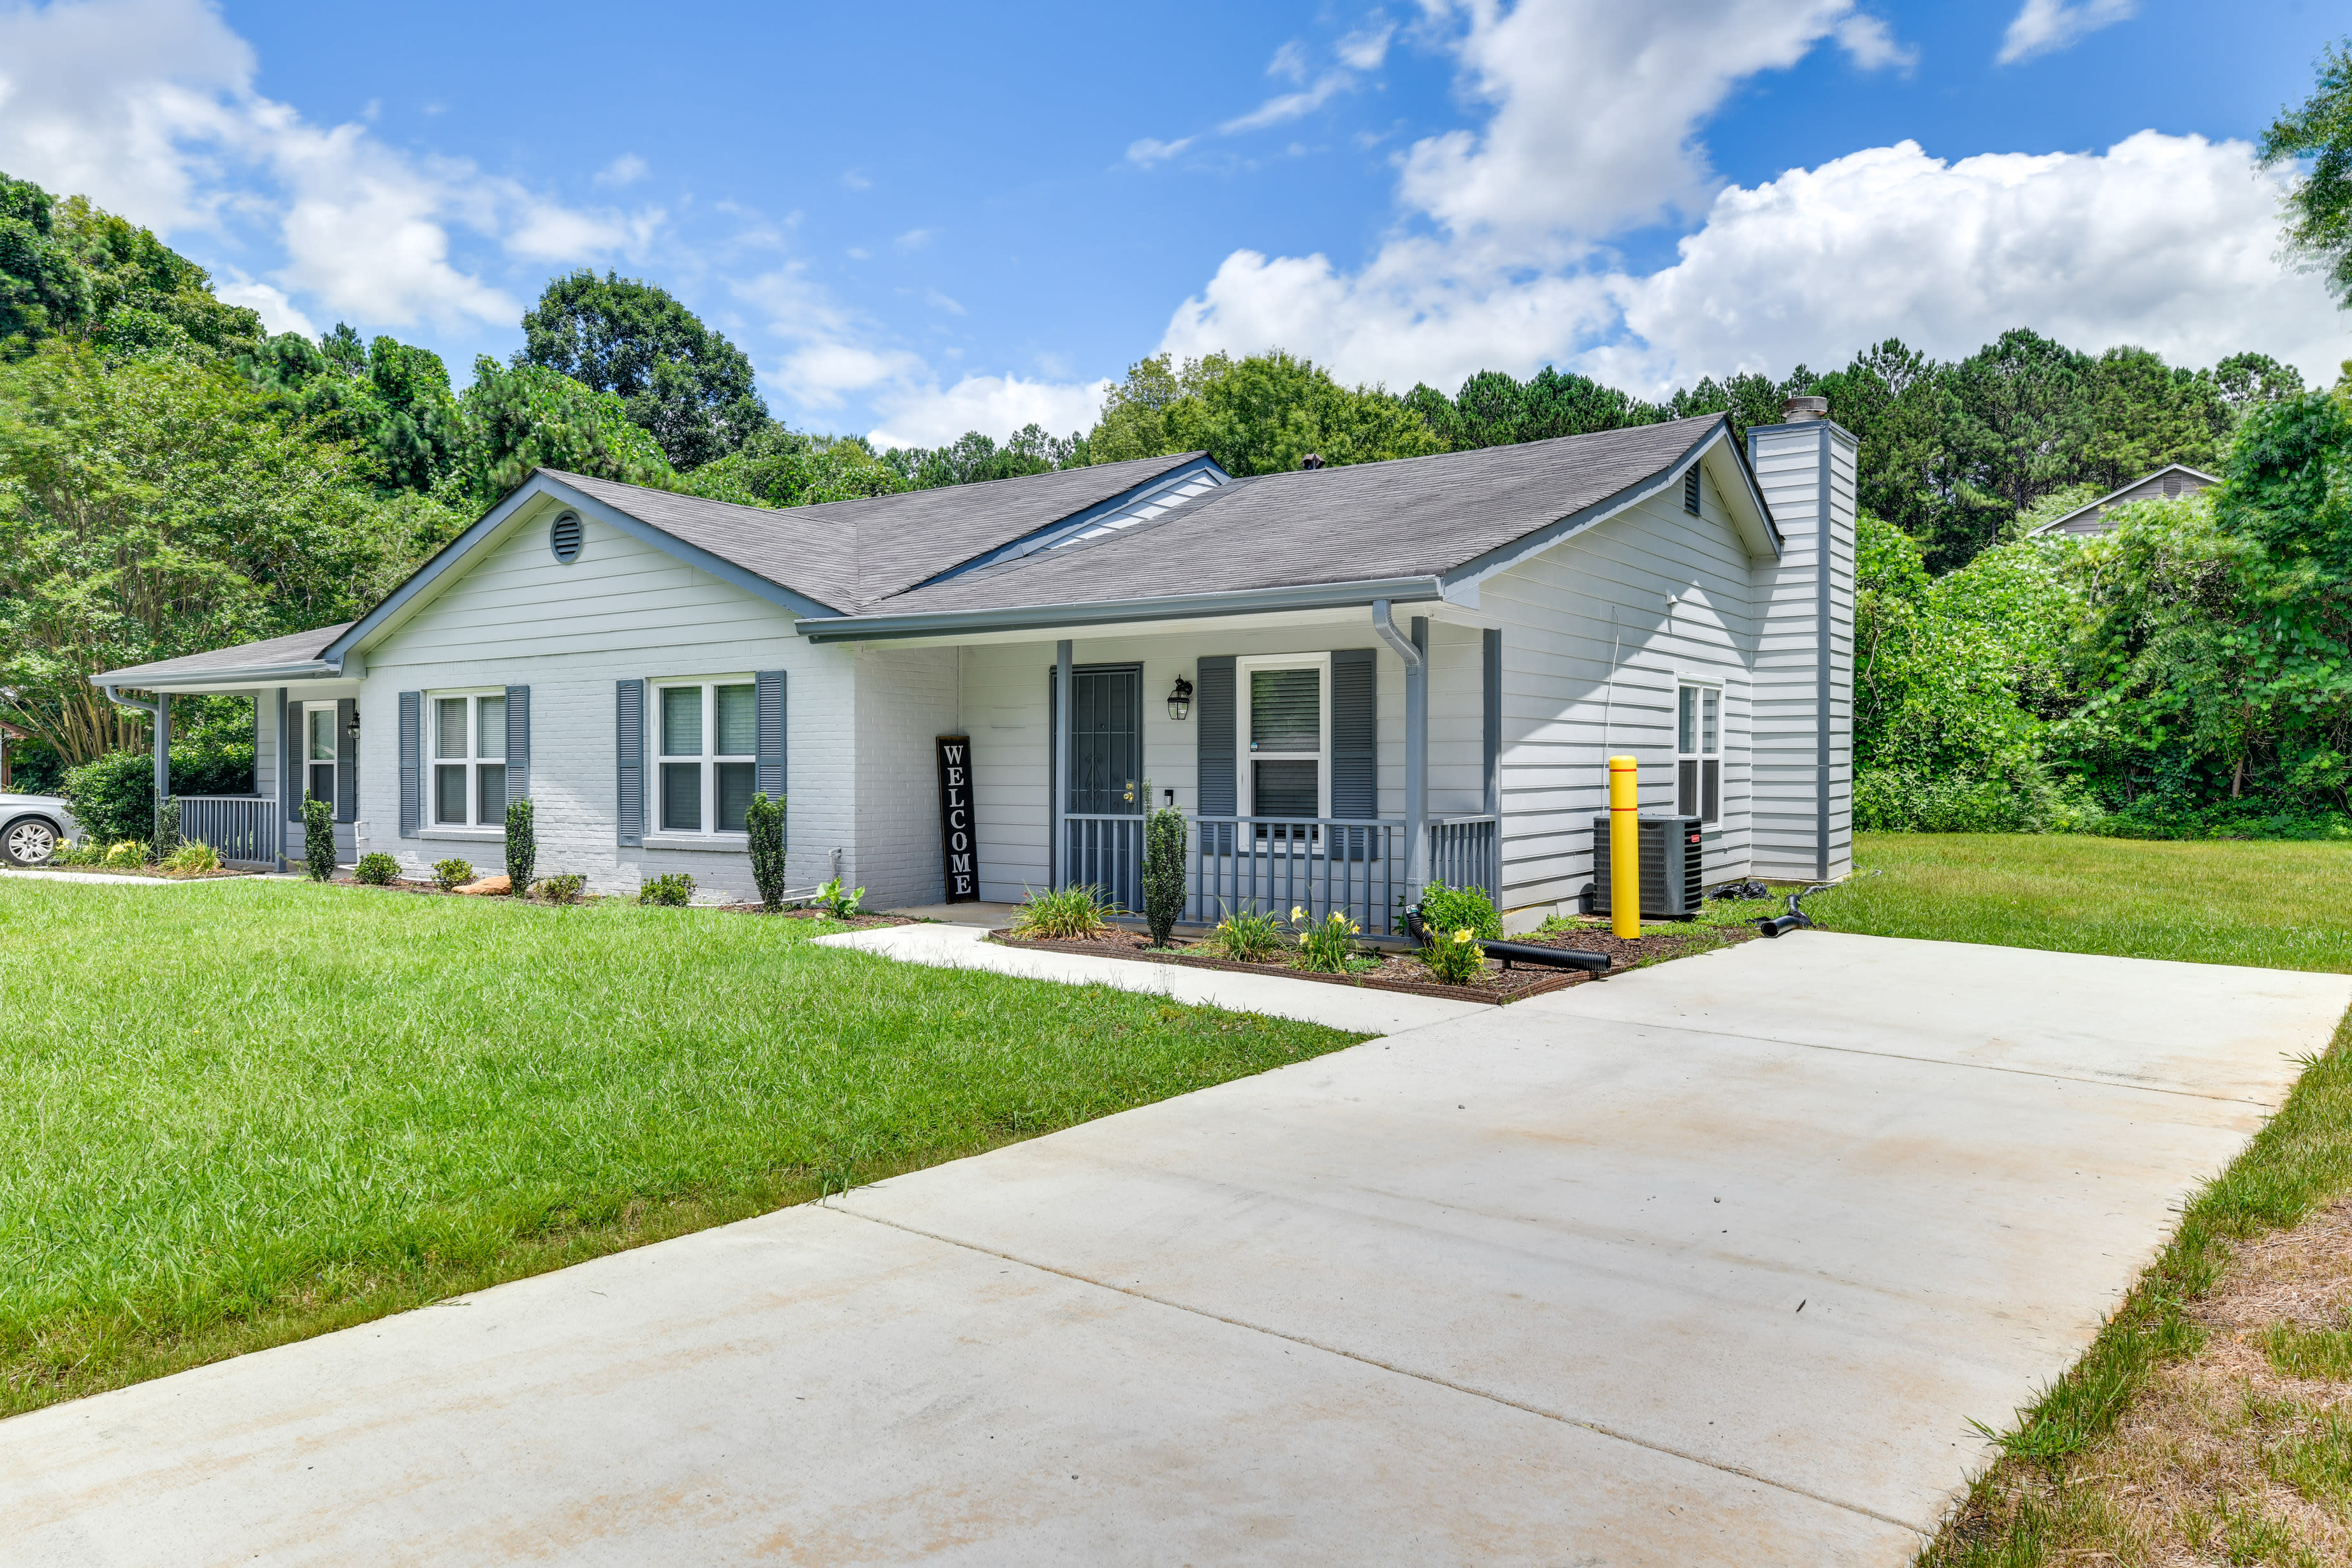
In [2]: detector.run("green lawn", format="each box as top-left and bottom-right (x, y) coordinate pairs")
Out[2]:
(1811, 831), (2352, 973)
(0, 879), (1361, 1415)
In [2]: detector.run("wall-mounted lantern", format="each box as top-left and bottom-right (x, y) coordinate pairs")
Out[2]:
(345, 709), (362, 739)
(1166, 674), (1194, 722)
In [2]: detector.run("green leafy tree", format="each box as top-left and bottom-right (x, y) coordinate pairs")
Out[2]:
(517, 270), (767, 469)
(683, 424), (905, 507)
(2077, 347), (2232, 491)
(881, 424), (1090, 489)
(1087, 351), (1443, 475)
(1403, 366), (1664, 449)
(1667, 368), (1810, 446)
(0, 342), (414, 764)
(2262, 39), (2352, 309)
(0, 172), (263, 362)
(2214, 352), (2307, 417)
(0, 172), (92, 344)
(240, 326), (461, 493)
(454, 357), (678, 504)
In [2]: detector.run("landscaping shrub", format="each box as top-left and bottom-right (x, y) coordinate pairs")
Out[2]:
(504, 797), (535, 896)
(1205, 906), (1285, 962)
(57, 729), (259, 845)
(1293, 907), (1362, 973)
(639, 872), (695, 906)
(50, 838), (102, 866)
(745, 792), (787, 911)
(103, 839), (148, 866)
(534, 872), (587, 904)
(1010, 884), (1117, 938)
(430, 857), (474, 893)
(158, 840), (219, 876)
(1418, 926), (1486, 984)
(353, 852), (400, 885)
(154, 796), (181, 858)
(1418, 880), (1500, 940)
(814, 876), (865, 919)
(301, 796), (335, 882)
(1142, 801), (1186, 947)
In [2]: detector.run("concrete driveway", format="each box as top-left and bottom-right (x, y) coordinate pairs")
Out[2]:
(3, 933), (2346, 1564)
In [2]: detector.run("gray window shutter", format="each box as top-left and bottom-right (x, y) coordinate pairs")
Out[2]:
(756, 670), (786, 799)
(398, 692), (421, 837)
(280, 688), (299, 822)
(1483, 627), (1502, 817)
(1196, 655), (1235, 817)
(1330, 648), (1376, 818)
(505, 685), (530, 804)
(335, 699), (359, 822)
(616, 678), (645, 846)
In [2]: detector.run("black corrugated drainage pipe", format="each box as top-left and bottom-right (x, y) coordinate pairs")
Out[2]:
(1406, 905), (1611, 974)
(1756, 871), (1878, 936)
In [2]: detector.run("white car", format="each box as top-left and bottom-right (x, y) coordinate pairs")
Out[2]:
(1, 794), (78, 866)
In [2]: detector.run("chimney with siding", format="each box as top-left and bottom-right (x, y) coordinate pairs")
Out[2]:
(1748, 393), (1855, 883)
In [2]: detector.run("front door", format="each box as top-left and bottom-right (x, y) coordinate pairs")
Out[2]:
(1065, 664), (1142, 908)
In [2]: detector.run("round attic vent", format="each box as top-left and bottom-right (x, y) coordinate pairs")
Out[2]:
(549, 511), (583, 563)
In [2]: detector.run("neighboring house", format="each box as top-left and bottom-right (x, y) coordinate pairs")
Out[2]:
(2031, 463), (2219, 536)
(89, 399), (1856, 929)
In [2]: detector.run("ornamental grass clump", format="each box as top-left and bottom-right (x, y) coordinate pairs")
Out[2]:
(1207, 906), (1286, 962)
(353, 852), (400, 886)
(101, 839), (148, 867)
(745, 792), (787, 911)
(158, 841), (220, 876)
(1010, 884), (1117, 939)
(1293, 907), (1361, 973)
(301, 795), (335, 882)
(430, 857), (474, 893)
(1419, 926), (1488, 985)
(503, 797), (535, 897)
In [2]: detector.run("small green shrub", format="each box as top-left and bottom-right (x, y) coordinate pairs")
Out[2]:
(353, 852), (400, 885)
(430, 857), (474, 893)
(58, 735), (258, 845)
(534, 873), (588, 905)
(639, 872), (695, 906)
(815, 876), (866, 919)
(158, 840), (220, 876)
(50, 838), (103, 866)
(103, 839), (149, 867)
(1293, 906), (1361, 973)
(1010, 884), (1117, 939)
(746, 792), (788, 911)
(301, 795), (335, 882)
(1142, 800), (1187, 947)
(154, 796), (181, 859)
(1419, 926), (1488, 985)
(1206, 906), (1286, 962)
(504, 797), (535, 897)
(1419, 881), (1500, 940)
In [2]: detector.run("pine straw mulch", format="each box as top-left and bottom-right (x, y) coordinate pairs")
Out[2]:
(1929, 1194), (2352, 1565)
(990, 915), (1752, 1006)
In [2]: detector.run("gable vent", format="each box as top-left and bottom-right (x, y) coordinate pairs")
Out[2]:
(1683, 466), (1702, 516)
(550, 511), (583, 563)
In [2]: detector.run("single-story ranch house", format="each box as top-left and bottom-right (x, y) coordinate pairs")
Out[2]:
(92, 396), (1855, 931)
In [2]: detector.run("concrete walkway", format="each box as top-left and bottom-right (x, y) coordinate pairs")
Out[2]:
(823, 918), (1492, 1033)
(3, 934), (2345, 1564)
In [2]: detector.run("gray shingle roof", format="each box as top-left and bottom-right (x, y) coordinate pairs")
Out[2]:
(95, 623), (354, 685)
(861, 417), (1722, 618)
(549, 450), (1210, 614)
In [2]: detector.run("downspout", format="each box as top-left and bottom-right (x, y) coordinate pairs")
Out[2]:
(101, 684), (169, 843)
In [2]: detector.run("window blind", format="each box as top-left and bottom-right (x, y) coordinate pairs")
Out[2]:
(1250, 668), (1319, 750)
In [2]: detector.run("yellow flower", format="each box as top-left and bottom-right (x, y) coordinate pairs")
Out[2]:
(1453, 928), (1474, 944)
(1291, 906), (1307, 922)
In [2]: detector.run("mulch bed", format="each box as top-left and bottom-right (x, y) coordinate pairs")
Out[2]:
(716, 905), (910, 929)
(991, 917), (1758, 1006)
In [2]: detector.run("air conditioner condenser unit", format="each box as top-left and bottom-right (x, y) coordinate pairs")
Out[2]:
(1587, 814), (1705, 920)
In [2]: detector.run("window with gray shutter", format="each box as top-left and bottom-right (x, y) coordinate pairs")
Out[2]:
(616, 678), (646, 846)
(335, 698), (358, 822)
(755, 671), (787, 801)
(398, 692), (421, 837)
(1329, 648), (1376, 818)
(504, 686), (530, 806)
(1195, 656), (1235, 817)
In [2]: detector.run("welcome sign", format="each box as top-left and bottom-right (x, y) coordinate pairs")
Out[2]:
(936, 736), (976, 903)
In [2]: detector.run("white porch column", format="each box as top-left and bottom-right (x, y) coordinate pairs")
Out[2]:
(1405, 615), (1428, 897)
(1051, 638), (1071, 889)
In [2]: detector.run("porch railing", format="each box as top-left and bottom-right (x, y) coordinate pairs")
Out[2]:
(1426, 814), (1500, 901)
(177, 794), (279, 865)
(1064, 812), (1145, 911)
(1190, 816), (1407, 936)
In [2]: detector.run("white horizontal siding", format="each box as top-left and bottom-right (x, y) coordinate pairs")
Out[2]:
(1750, 422), (1855, 882)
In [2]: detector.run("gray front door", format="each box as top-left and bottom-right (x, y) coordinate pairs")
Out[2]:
(1066, 664), (1142, 908)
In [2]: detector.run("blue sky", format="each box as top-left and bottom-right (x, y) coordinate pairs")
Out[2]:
(0, 0), (2342, 445)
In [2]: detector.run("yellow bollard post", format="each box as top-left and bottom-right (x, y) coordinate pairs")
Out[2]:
(1608, 753), (1640, 940)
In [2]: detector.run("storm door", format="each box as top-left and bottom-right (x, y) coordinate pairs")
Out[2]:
(1064, 663), (1143, 909)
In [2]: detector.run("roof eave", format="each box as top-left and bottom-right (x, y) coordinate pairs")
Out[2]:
(89, 658), (348, 690)
(797, 575), (1448, 644)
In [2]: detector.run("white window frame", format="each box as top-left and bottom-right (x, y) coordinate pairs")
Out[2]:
(1236, 653), (1332, 823)
(296, 701), (339, 810)
(650, 675), (759, 839)
(1675, 678), (1722, 825)
(425, 688), (508, 829)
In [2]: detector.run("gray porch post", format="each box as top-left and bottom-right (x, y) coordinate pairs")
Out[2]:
(1405, 616), (1428, 899)
(152, 693), (170, 844)
(1051, 638), (1071, 889)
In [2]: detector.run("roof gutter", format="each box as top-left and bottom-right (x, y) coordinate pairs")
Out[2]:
(797, 575), (1447, 645)
(1370, 599), (1422, 671)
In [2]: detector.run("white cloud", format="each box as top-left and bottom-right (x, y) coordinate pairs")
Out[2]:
(214, 277), (314, 337)
(0, 0), (658, 333)
(867, 375), (1113, 450)
(1126, 136), (1196, 166)
(1335, 17), (1394, 71)
(1156, 0), (2344, 402)
(1834, 13), (1915, 72)
(1594, 134), (2348, 393)
(1997, 0), (2135, 66)
(595, 153), (648, 187)
(1132, 12), (1397, 166)
(922, 288), (966, 316)
(839, 169), (872, 191)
